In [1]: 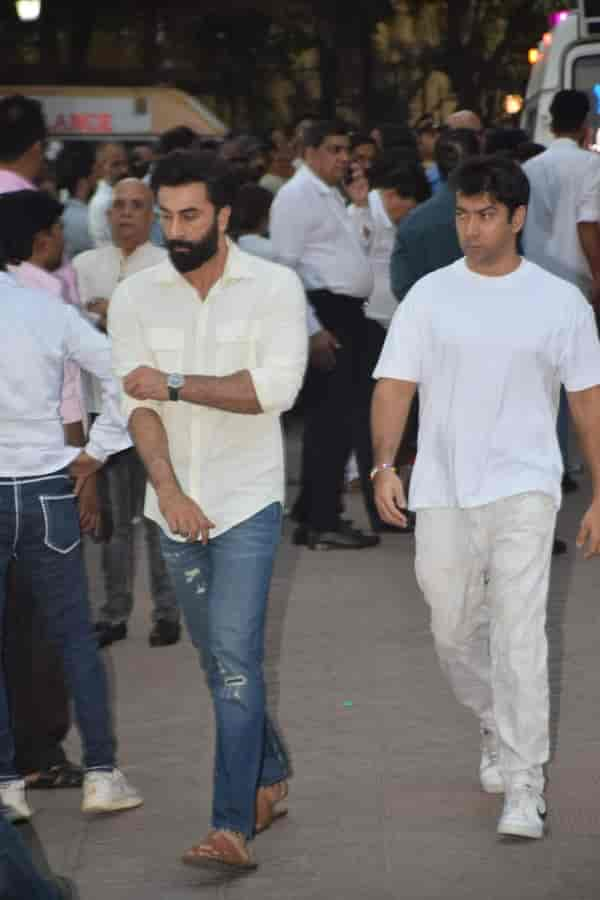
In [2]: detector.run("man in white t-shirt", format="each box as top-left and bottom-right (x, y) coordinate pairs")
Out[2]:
(372, 155), (600, 841)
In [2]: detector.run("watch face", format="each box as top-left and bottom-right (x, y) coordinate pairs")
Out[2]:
(167, 373), (185, 390)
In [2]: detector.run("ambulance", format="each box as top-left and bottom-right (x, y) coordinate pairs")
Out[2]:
(522, 0), (600, 145)
(0, 84), (227, 143)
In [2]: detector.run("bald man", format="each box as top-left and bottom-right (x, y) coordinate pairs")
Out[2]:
(445, 109), (483, 135)
(74, 179), (180, 649)
(88, 142), (129, 247)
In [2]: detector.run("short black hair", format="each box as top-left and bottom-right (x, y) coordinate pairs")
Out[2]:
(550, 89), (590, 133)
(229, 183), (273, 238)
(514, 141), (546, 163)
(0, 190), (63, 263)
(450, 155), (530, 219)
(55, 143), (95, 195)
(370, 155), (431, 203)
(156, 126), (197, 157)
(349, 132), (377, 152)
(435, 128), (480, 180)
(151, 149), (238, 210)
(0, 95), (47, 162)
(483, 128), (529, 158)
(304, 120), (350, 149)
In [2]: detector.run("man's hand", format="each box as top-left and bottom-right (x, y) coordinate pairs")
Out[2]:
(310, 329), (341, 372)
(158, 487), (215, 545)
(373, 469), (409, 528)
(124, 366), (169, 402)
(576, 501), (600, 559)
(77, 472), (101, 535)
(87, 298), (110, 331)
(344, 164), (369, 207)
(69, 451), (103, 496)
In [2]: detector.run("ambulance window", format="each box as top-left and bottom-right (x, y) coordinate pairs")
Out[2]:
(572, 56), (600, 135)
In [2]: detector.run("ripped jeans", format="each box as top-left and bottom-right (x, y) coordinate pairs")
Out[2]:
(159, 502), (289, 838)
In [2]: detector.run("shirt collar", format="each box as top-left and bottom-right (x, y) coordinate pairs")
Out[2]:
(550, 137), (579, 149)
(301, 164), (336, 196)
(8, 262), (62, 296)
(0, 170), (36, 192)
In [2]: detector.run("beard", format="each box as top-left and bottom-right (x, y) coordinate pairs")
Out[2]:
(167, 218), (220, 274)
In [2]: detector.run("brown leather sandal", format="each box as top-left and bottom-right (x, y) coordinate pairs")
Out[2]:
(181, 829), (257, 871)
(255, 780), (289, 835)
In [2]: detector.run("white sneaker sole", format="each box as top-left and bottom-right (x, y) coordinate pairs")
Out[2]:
(4, 806), (32, 824)
(481, 778), (505, 795)
(497, 818), (544, 839)
(82, 796), (143, 814)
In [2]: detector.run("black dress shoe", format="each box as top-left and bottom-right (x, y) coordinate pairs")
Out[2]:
(552, 538), (567, 556)
(149, 619), (181, 647)
(561, 473), (579, 494)
(94, 621), (127, 648)
(293, 522), (380, 550)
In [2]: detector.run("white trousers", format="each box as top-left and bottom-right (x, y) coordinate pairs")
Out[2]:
(415, 492), (557, 792)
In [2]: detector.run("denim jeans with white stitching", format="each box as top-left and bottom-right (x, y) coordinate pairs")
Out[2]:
(0, 470), (115, 780)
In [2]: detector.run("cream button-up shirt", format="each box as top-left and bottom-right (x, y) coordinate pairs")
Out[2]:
(108, 241), (308, 540)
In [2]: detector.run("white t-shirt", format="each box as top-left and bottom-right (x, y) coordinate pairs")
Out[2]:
(523, 138), (600, 296)
(374, 258), (600, 510)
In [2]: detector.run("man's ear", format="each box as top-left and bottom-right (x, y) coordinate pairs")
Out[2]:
(218, 205), (231, 234)
(512, 204), (527, 235)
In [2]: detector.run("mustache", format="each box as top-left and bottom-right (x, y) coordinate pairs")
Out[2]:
(167, 240), (197, 252)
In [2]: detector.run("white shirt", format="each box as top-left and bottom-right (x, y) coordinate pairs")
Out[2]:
(108, 242), (308, 540)
(0, 271), (131, 476)
(88, 180), (113, 248)
(374, 258), (600, 510)
(523, 138), (600, 295)
(73, 241), (167, 306)
(270, 164), (373, 314)
(348, 190), (398, 326)
(73, 241), (167, 412)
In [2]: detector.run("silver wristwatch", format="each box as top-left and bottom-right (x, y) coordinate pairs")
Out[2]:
(167, 373), (185, 401)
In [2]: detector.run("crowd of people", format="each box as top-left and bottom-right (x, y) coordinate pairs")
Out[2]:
(1, 85), (600, 893)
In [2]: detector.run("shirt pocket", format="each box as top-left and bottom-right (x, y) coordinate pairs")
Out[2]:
(215, 321), (255, 375)
(148, 327), (185, 372)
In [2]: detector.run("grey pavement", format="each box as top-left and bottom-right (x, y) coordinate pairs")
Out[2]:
(21, 443), (600, 900)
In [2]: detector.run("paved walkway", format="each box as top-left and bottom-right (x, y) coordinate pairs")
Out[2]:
(21, 450), (600, 899)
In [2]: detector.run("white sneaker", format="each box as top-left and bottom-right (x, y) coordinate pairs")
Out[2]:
(497, 786), (546, 839)
(0, 779), (32, 823)
(480, 729), (504, 794)
(82, 768), (143, 814)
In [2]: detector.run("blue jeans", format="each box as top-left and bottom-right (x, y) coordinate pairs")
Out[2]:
(159, 502), (289, 838)
(0, 471), (115, 780)
(0, 813), (65, 899)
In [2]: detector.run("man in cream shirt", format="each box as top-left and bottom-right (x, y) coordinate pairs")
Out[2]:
(74, 178), (178, 649)
(108, 150), (307, 871)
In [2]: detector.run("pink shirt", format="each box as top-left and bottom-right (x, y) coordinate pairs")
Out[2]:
(8, 263), (84, 425)
(0, 170), (34, 192)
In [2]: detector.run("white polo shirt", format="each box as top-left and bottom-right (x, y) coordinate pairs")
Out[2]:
(374, 258), (600, 510)
(108, 242), (308, 539)
(523, 138), (600, 296)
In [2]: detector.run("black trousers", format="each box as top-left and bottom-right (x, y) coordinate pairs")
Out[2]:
(3, 562), (70, 776)
(292, 290), (386, 532)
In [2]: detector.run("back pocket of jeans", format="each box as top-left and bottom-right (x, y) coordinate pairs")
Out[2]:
(39, 494), (81, 554)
